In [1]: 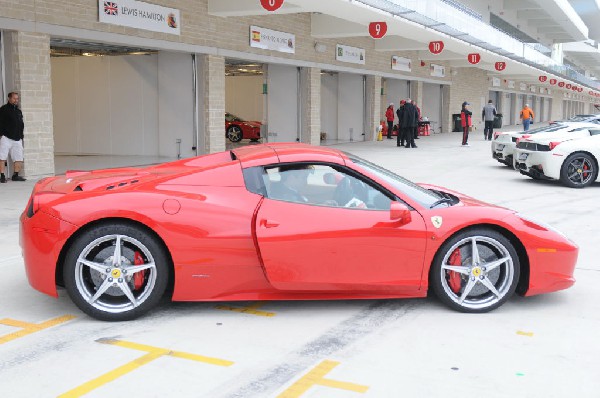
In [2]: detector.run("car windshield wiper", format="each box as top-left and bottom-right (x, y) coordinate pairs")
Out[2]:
(429, 197), (453, 208)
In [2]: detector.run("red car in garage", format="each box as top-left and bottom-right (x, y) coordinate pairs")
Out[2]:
(20, 143), (577, 321)
(225, 112), (261, 142)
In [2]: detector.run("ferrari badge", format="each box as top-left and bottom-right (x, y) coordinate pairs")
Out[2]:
(431, 216), (443, 229)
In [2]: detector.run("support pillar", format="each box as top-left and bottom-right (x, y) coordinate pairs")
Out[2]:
(365, 75), (381, 141)
(199, 54), (225, 154)
(7, 31), (54, 177)
(300, 67), (321, 145)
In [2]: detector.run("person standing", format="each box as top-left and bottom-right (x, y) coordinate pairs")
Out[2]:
(412, 100), (421, 140)
(396, 100), (406, 147)
(460, 101), (472, 146)
(402, 98), (417, 149)
(520, 104), (534, 131)
(385, 103), (395, 139)
(0, 92), (26, 183)
(482, 100), (497, 141)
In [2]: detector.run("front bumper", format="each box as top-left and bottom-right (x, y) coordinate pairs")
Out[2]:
(20, 209), (78, 297)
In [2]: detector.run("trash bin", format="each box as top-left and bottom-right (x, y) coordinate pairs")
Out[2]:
(493, 113), (503, 129)
(452, 114), (462, 132)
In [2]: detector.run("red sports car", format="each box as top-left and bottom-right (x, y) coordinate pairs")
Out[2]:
(225, 112), (261, 142)
(20, 143), (577, 321)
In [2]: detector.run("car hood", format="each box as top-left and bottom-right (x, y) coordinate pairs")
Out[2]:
(418, 183), (505, 209)
(242, 121), (262, 128)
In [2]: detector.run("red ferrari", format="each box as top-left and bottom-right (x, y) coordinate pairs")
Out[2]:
(225, 112), (261, 142)
(20, 143), (577, 321)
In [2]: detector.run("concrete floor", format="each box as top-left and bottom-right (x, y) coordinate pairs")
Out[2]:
(1, 128), (599, 398)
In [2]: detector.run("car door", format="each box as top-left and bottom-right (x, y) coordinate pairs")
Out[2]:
(253, 163), (428, 293)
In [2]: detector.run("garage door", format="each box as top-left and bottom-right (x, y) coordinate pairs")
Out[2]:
(422, 83), (442, 134)
(267, 64), (299, 142)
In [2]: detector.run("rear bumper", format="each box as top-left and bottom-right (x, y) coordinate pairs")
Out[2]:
(515, 162), (553, 180)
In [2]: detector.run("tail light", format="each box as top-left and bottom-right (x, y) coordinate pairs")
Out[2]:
(549, 141), (561, 150)
(521, 135), (531, 140)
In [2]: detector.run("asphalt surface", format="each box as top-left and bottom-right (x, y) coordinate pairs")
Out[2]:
(1, 129), (599, 398)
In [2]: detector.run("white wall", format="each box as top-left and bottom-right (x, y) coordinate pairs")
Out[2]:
(337, 73), (364, 141)
(385, 78), (409, 110)
(225, 75), (263, 122)
(157, 52), (194, 158)
(267, 64), (298, 142)
(51, 52), (195, 157)
(320, 73), (338, 140)
(422, 83), (441, 133)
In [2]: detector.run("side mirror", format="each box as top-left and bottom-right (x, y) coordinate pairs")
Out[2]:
(390, 201), (411, 224)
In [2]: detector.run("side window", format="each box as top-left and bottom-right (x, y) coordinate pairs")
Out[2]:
(263, 163), (392, 210)
(589, 129), (600, 136)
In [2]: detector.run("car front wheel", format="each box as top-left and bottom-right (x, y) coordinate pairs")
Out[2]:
(63, 223), (169, 321)
(227, 125), (243, 142)
(560, 152), (597, 188)
(431, 229), (520, 313)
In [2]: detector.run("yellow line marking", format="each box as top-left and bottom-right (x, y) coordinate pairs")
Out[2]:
(59, 339), (234, 398)
(517, 331), (534, 337)
(215, 301), (276, 317)
(277, 360), (369, 398)
(536, 248), (557, 253)
(0, 315), (76, 345)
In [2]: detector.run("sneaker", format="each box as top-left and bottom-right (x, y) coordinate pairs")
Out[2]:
(462, 143), (470, 146)
(12, 175), (26, 182)
(0, 174), (5, 183)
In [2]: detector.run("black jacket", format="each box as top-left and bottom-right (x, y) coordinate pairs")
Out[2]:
(400, 102), (418, 128)
(0, 103), (24, 141)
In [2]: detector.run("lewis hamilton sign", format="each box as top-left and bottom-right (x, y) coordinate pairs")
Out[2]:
(99, 0), (181, 35)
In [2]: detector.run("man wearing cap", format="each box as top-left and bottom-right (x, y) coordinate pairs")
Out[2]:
(460, 101), (472, 146)
(520, 104), (534, 131)
(385, 103), (395, 139)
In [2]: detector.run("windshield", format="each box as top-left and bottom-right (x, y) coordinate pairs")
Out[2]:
(225, 112), (244, 122)
(345, 153), (441, 208)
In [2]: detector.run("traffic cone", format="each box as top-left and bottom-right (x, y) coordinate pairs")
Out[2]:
(377, 129), (383, 141)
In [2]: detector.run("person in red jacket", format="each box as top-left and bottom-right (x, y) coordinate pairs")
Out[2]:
(460, 101), (472, 146)
(385, 103), (394, 139)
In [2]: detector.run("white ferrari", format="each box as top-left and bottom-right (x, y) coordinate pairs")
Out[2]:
(492, 122), (600, 167)
(514, 126), (600, 188)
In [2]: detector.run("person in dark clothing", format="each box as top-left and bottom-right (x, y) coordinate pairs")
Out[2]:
(460, 101), (472, 146)
(269, 164), (312, 203)
(402, 98), (418, 148)
(385, 103), (394, 139)
(412, 100), (421, 140)
(0, 92), (26, 182)
(396, 100), (406, 146)
(482, 100), (497, 141)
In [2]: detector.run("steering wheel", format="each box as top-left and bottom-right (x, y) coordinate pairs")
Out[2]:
(333, 177), (368, 208)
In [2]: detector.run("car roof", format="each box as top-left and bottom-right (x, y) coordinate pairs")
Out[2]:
(231, 143), (346, 168)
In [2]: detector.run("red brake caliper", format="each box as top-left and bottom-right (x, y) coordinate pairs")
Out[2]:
(133, 251), (146, 290)
(583, 162), (589, 177)
(448, 248), (463, 294)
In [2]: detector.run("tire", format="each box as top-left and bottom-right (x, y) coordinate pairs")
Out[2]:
(227, 125), (243, 142)
(63, 223), (169, 321)
(430, 228), (520, 313)
(560, 152), (597, 188)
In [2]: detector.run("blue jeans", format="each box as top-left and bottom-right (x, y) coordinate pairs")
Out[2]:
(523, 118), (531, 131)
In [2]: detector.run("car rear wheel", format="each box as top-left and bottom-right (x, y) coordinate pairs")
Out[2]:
(227, 125), (243, 142)
(63, 223), (169, 321)
(560, 152), (597, 188)
(431, 229), (520, 313)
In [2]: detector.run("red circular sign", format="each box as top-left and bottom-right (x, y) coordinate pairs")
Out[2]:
(467, 53), (481, 64)
(494, 62), (506, 71)
(538, 76), (547, 83)
(558, 82), (565, 88)
(260, 0), (284, 12)
(369, 22), (387, 39)
(566, 83), (572, 89)
(549, 79), (557, 85)
(578, 87), (583, 92)
(428, 41), (444, 54)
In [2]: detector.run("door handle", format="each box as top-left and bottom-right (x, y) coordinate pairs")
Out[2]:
(260, 219), (279, 228)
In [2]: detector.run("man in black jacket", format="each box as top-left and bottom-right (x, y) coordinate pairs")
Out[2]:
(0, 92), (26, 182)
(401, 98), (418, 148)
